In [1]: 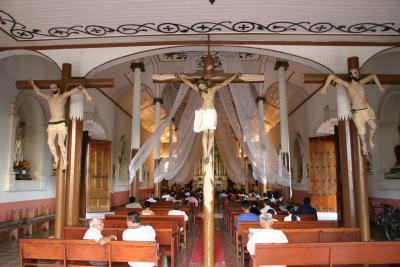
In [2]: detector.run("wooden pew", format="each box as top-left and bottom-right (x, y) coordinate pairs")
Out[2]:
(234, 220), (337, 263)
(20, 239), (160, 267)
(230, 213), (318, 239)
(64, 226), (177, 267)
(250, 241), (400, 267)
(105, 214), (187, 249)
(240, 227), (359, 267)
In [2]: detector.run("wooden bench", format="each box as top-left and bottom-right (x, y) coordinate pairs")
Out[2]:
(234, 220), (337, 262)
(105, 214), (187, 249)
(250, 241), (400, 267)
(20, 239), (160, 267)
(231, 213), (318, 239)
(240, 227), (359, 267)
(64, 226), (177, 267)
(0, 212), (54, 240)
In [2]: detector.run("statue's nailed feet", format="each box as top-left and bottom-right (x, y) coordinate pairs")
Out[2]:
(203, 157), (209, 164)
(53, 159), (59, 170)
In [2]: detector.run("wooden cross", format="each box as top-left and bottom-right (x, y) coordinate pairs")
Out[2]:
(304, 57), (400, 85)
(16, 63), (113, 92)
(16, 62), (113, 239)
(152, 54), (265, 84)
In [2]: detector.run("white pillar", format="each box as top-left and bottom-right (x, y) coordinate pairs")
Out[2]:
(277, 62), (290, 154)
(4, 104), (18, 191)
(257, 96), (266, 185)
(131, 66), (142, 150)
(275, 60), (291, 200)
(155, 98), (161, 160)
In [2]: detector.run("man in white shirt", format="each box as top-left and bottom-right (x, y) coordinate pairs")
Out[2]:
(168, 202), (189, 222)
(83, 218), (117, 266)
(247, 213), (288, 267)
(126, 196), (142, 208)
(122, 212), (157, 267)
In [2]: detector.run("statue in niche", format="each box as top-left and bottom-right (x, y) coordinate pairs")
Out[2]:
(321, 69), (384, 155)
(14, 121), (25, 166)
(293, 138), (303, 184)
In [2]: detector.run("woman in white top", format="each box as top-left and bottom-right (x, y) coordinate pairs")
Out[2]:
(284, 205), (301, 222)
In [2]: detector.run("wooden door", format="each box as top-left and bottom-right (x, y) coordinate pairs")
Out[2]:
(86, 140), (111, 212)
(309, 136), (337, 212)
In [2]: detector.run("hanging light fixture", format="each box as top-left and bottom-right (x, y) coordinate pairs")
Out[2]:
(209, 0), (215, 5)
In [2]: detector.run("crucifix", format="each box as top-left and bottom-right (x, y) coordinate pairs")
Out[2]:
(153, 52), (264, 267)
(16, 63), (113, 238)
(304, 56), (400, 241)
(305, 57), (400, 155)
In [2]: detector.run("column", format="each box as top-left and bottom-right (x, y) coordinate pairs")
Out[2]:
(274, 60), (291, 201)
(153, 96), (163, 197)
(130, 62), (145, 198)
(65, 93), (84, 226)
(256, 96), (267, 193)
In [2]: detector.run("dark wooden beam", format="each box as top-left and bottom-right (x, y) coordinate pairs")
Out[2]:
(304, 73), (400, 84)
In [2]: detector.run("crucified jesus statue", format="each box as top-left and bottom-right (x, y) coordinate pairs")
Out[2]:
(178, 73), (238, 163)
(30, 81), (92, 170)
(321, 68), (384, 155)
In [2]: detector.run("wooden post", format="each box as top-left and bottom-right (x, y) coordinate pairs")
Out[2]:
(203, 147), (215, 267)
(54, 152), (65, 239)
(65, 118), (83, 226)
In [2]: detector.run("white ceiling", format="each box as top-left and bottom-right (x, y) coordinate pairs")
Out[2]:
(1, 0), (399, 48)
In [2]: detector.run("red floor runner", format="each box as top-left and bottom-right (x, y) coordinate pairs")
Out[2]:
(190, 229), (225, 264)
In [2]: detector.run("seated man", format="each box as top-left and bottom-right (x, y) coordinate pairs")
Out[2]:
(247, 213), (288, 267)
(122, 212), (156, 267)
(168, 202), (189, 222)
(260, 199), (277, 215)
(295, 197), (317, 215)
(83, 217), (117, 266)
(126, 196), (142, 208)
(146, 195), (157, 203)
(141, 201), (155, 216)
(234, 200), (259, 230)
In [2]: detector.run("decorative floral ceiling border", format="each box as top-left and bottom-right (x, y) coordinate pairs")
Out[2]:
(1, 10), (399, 41)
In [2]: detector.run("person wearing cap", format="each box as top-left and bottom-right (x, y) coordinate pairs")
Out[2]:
(247, 213), (288, 267)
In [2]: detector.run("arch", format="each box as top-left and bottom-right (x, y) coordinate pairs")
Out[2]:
(4, 91), (48, 191)
(0, 49), (60, 71)
(84, 45), (332, 79)
(377, 88), (400, 173)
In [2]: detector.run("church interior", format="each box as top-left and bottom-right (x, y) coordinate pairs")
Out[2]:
(0, 1), (400, 266)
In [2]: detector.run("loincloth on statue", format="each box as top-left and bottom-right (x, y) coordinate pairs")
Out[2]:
(47, 120), (67, 133)
(193, 109), (217, 133)
(351, 106), (375, 135)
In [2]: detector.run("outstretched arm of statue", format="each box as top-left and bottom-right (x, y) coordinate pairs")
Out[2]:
(80, 86), (93, 102)
(213, 73), (238, 92)
(320, 74), (347, 95)
(178, 74), (198, 91)
(361, 74), (385, 92)
(30, 80), (49, 100)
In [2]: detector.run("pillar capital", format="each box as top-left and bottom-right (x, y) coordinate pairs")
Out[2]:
(274, 60), (289, 71)
(153, 97), (163, 105)
(130, 62), (145, 72)
(255, 96), (266, 103)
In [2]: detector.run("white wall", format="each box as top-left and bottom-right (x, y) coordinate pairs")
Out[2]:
(0, 55), (59, 203)
(361, 49), (400, 200)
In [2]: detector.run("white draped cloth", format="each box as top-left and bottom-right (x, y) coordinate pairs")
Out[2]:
(129, 52), (290, 187)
